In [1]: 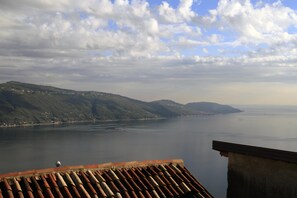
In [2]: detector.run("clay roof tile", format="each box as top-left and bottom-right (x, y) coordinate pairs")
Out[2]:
(56, 173), (67, 187)
(0, 188), (3, 198)
(143, 190), (153, 198)
(94, 183), (107, 197)
(129, 190), (138, 198)
(114, 179), (127, 192)
(109, 170), (119, 180)
(156, 186), (167, 198)
(102, 172), (113, 182)
(140, 190), (148, 198)
(115, 192), (123, 198)
(101, 181), (114, 197)
(114, 169), (126, 180)
(64, 173), (75, 186)
(136, 175), (154, 190)
(0, 159), (212, 198)
(151, 189), (160, 198)
(65, 183), (80, 198)
(121, 169), (133, 180)
(158, 165), (167, 172)
(94, 172), (106, 183)
(180, 182), (191, 193)
(148, 176), (159, 187)
(121, 179), (134, 191)
(158, 173), (170, 186)
(122, 190), (131, 198)
(165, 184), (179, 197)
(70, 172), (82, 186)
(108, 180), (120, 193)
(86, 170), (99, 184)
(141, 168), (151, 177)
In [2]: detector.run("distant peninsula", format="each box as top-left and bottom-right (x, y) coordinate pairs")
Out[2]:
(0, 81), (242, 127)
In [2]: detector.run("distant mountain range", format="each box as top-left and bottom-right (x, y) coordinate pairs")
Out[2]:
(0, 81), (242, 127)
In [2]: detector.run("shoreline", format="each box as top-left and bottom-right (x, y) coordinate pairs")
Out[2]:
(0, 117), (168, 128)
(0, 111), (241, 129)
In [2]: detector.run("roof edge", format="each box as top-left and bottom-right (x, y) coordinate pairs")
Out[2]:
(0, 159), (184, 179)
(213, 140), (297, 164)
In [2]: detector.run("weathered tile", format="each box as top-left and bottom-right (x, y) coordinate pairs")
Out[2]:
(0, 159), (213, 198)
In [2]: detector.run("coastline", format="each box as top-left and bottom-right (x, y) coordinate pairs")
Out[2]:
(0, 117), (168, 128)
(0, 111), (242, 128)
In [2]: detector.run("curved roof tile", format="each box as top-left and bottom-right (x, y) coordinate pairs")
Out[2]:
(0, 159), (213, 198)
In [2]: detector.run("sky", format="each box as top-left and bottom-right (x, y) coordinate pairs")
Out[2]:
(1, 0), (297, 105)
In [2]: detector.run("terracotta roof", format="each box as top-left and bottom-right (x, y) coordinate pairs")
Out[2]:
(0, 159), (212, 198)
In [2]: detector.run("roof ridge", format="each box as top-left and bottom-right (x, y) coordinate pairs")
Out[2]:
(0, 159), (184, 179)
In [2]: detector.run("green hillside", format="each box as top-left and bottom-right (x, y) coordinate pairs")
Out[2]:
(0, 81), (242, 127)
(149, 100), (197, 117)
(185, 102), (242, 114)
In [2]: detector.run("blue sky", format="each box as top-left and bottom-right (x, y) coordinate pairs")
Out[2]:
(1, 0), (297, 105)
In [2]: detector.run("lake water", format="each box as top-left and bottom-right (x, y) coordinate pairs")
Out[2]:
(1, 105), (297, 197)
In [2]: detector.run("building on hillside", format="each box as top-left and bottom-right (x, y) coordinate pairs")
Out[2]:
(213, 140), (297, 198)
(0, 159), (212, 198)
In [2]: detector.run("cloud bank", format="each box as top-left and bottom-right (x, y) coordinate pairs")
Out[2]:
(1, 0), (297, 104)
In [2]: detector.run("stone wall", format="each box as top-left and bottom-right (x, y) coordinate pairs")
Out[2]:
(227, 153), (297, 198)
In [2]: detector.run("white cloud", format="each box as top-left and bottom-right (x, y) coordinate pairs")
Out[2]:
(202, 48), (208, 53)
(177, 0), (196, 21)
(212, 0), (297, 45)
(1, 0), (297, 104)
(144, 18), (159, 35)
(0, 0), (168, 58)
(208, 34), (223, 43)
(158, 0), (196, 23)
(158, 2), (179, 23)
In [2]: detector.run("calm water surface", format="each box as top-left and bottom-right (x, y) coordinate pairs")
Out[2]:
(1, 105), (297, 197)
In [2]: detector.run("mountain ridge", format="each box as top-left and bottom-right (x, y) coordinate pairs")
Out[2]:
(0, 81), (242, 127)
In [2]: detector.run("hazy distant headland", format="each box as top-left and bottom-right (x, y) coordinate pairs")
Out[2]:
(0, 81), (242, 127)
